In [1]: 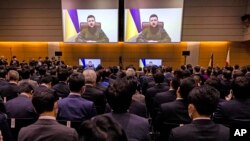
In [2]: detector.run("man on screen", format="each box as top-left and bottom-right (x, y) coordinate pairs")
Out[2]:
(75, 15), (109, 43)
(136, 14), (171, 43)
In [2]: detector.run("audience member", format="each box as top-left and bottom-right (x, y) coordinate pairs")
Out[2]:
(213, 76), (250, 125)
(57, 72), (96, 121)
(18, 91), (78, 141)
(154, 77), (195, 141)
(169, 85), (229, 141)
(82, 69), (106, 115)
(104, 78), (150, 141)
(79, 115), (127, 141)
(5, 82), (37, 119)
(0, 70), (19, 101)
(52, 68), (70, 98)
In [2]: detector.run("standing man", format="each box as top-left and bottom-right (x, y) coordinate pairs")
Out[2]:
(136, 14), (171, 43)
(75, 15), (109, 43)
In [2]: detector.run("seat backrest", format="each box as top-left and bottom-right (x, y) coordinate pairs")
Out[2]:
(7, 118), (37, 141)
(80, 22), (101, 31)
(142, 22), (164, 30)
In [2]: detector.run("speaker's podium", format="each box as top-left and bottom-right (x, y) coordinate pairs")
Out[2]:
(182, 51), (190, 65)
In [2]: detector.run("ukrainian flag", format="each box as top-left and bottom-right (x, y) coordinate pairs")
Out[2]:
(64, 9), (80, 41)
(125, 8), (142, 41)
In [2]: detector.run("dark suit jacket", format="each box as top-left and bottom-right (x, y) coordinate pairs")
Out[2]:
(213, 99), (250, 125)
(104, 112), (150, 141)
(52, 82), (70, 98)
(154, 90), (176, 105)
(129, 100), (147, 118)
(145, 83), (169, 118)
(154, 99), (191, 141)
(18, 119), (78, 141)
(57, 94), (96, 121)
(5, 95), (37, 119)
(0, 83), (19, 101)
(169, 119), (229, 141)
(0, 79), (8, 87)
(0, 113), (14, 141)
(82, 85), (106, 114)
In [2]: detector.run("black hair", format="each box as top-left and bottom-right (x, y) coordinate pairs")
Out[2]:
(105, 78), (134, 113)
(32, 91), (57, 114)
(79, 115), (127, 141)
(87, 15), (95, 20)
(149, 14), (158, 20)
(232, 76), (250, 99)
(57, 68), (69, 81)
(68, 72), (85, 92)
(153, 71), (164, 84)
(188, 85), (220, 116)
(19, 82), (34, 93)
(20, 68), (31, 79)
(179, 77), (196, 100)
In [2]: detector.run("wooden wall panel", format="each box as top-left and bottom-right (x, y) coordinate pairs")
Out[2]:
(199, 42), (228, 67)
(0, 0), (62, 41)
(182, 0), (246, 41)
(0, 41), (250, 69)
(0, 42), (48, 63)
(60, 43), (187, 69)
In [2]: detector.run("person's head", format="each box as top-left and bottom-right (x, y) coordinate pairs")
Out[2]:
(149, 14), (158, 28)
(83, 69), (97, 85)
(20, 68), (31, 79)
(19, 82), (34, 97)
(57, 68), (69, 82)
(40, 75), (52, 88)
(68, 72), (85, 93)
(32, 91), (58, 115)
(188, 85), (220, 119)
(87, 15), (96, 28)
(105, 78), (134, 113)
(0, 67), (7, 79)
(178, 77), (196, 100)
(153, 71), (164, 84)
(79, 115), (127, 141)
(126, 68), (136, 77)
(7, 70), (19, 82)
(170, 77), (180, 90)
(232, 76), (250, 99)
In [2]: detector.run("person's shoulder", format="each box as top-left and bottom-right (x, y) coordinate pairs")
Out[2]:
(129, 113), (148, 123)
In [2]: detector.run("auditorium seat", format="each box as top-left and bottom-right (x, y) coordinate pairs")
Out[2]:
(57, 120), (82, 134)
(7, 118), (36, 141)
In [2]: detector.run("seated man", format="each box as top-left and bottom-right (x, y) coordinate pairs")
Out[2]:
(169, 85), (229, 141)
(18, 91), (78, 141)
(75, 15), (109, 43)
(136, 14), (171, 43)
(104, 78), (150, 141)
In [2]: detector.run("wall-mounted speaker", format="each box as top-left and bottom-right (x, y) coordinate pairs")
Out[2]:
(182, 51), (190, 56)
(55, 51), (62, 56)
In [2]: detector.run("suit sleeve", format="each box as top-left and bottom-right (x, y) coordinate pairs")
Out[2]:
(212, 102), (228, 125)
(71, 129), (79, 141)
